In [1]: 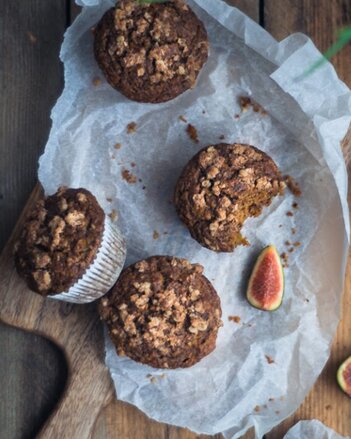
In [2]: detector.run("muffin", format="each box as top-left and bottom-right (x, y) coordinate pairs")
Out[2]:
(99, 256), (222, 369)
(94, 0), (208, 103)
(174, 143), (285, 252)
(14, 187), (126, 303)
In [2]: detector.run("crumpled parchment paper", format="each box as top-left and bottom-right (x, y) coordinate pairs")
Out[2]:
(38, 1), (351, 438)
(284, 421), (350, 439)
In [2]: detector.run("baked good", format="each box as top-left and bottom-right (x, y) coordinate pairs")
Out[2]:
(174, 143), (285, 252)
(99, 256), (222, 369)
(14, 187), (126, 303)
(94, 0), (208, 103)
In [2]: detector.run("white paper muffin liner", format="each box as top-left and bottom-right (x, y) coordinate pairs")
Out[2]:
(51, 217), (126, 303)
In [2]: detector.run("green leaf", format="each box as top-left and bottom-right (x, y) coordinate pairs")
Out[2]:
(298, 27), (351, 80)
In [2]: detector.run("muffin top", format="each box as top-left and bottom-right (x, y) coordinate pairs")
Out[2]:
(174, 143), (285, 252)
(94, 0), (208, 103)
(99, 256), (222, 369)
(15, 187), (105, 296)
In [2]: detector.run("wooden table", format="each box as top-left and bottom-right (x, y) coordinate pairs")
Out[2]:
(0, 1), (350, 438)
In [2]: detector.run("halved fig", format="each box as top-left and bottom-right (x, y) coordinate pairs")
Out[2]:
(337, 356), (351, 397)
(246, 245), (284, 311)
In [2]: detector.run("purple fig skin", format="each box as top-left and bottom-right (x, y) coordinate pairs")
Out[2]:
(337, 356), (351, 397)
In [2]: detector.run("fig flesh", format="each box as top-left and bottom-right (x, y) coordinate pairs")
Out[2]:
(246, 245), (284, 311)
(337, 356), (351, 397)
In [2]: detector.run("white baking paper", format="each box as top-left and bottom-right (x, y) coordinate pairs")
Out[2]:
(38, 1), (351, 438)
(284, 420), (350, 439)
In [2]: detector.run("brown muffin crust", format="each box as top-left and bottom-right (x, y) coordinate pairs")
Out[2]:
(14, 187), (105, 296)
(174, 143), (285, 252)
(94, 0), (208, 103)
(99, 256), (222, 369)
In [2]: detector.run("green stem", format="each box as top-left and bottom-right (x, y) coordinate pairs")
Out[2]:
(299, 27), (351, 79)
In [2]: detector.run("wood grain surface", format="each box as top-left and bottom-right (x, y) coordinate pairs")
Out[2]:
(0, 1), (350, 439)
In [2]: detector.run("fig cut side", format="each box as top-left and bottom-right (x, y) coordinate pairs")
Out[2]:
(337, 356), (351, 397)
(246, 245), (284, 311)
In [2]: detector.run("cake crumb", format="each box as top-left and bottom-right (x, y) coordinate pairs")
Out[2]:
(286, 211), (293, 217)
(293, 242), (301, 247)
(285, 241), (291, 246)
(27, 31), (37, 44)
(121, 169), (137, 184)
(202, 110), (206, 114)
(284, 175), (302, 196)
(127, 122), (137, 134)
(186, 124), (199, 144)
(288, 247), (294, 253)
(114, 143), (122, 150)
(160, 373), (166, 379)
(106, 197), (113, 203)
(92, 77), (102, 86)
(291, 227), (296, 235)
(228, 315), (241, 323)
(179, 115), (187, 123)
(109, 209), (118, 222)
(268, 397), (275, 402)
(275, 410), (280, 415)
(142, 186), (146, 190)
(111, 154), (115, 160)
(239, 96), (267, 115)
(219, 134), (225, 140)
(153, 230), (160, 240)
(265, 355), (275, 364)
(131, 162), (136, 168)
(254, 405), (261, 413)
(292, 202), (298, 209)
(279, 224), (283, 228)
(150, 376), (157, 384)
(91, 26), (96, 34)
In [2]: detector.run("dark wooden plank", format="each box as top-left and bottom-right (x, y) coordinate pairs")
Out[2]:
(264, 0), (351, 437)
(0, 1), (68, 439)
(264, 0), (351, 87)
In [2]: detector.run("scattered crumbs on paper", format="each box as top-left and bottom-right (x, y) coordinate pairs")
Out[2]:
(268, 397), (275, 402)
(106, 197), (113, 203)
(239, 96), (267, 115)
(179, 115), (187, 123)
(286, 211), (294, 217)
(186, 124), (199, 144)
(292, 201), (299, 209)
(92, 77), (102, 87)
(284, 175), (302, 196)
(265, 355), (275, 364)
(138, 178), (142, 183)
(131, 162), (136, 168)
(288, 247), (294, 253)
(285, 241), (291, 246)
(27, 31), (37, 44)
(146, 374), (157, 384)
(142, 185), (146, 190)
(280, 252), (289, 268)
(234, 114), (240, 120)
(109, 209), (118, 222)
(275, 410), (280, 415)
(121, 169), (137, 184)
(202, 109), (206, 114)
(293, 242), (301, 247)
(127, 121), (137, 134)
(305, 298), (310, 303)
(153, 230), (160, 240)
(228, 316), (241, 324)
(278, 224), (283, 228)
(254, 405), (261, 413)
(219, 134), (225, 140)
(114, 143), (122, 150)
(291, 227), (296, 235)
